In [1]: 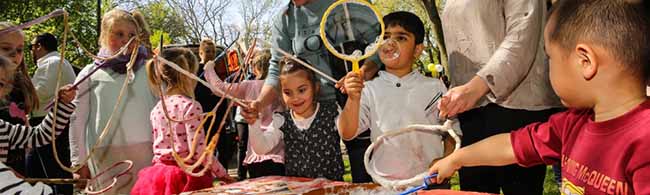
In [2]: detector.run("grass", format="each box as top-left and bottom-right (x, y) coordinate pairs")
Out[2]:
(343, 158), (560, 195)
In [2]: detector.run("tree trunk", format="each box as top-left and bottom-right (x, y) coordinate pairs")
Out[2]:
(420, 0), (448, 77)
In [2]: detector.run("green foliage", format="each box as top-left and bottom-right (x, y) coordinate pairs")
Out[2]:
(372, 0), (441, 75)
(150, 29), (172, 47)
(0, 0), (100, 74)
(139, 1), (188, 44)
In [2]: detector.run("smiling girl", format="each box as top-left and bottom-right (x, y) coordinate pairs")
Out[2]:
(244, 56), (344, 181)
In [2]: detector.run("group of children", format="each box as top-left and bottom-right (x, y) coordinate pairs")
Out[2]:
(0, 0), (649, 194)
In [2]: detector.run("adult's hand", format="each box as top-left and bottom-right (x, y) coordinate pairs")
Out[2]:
(438, 76), (490, 118)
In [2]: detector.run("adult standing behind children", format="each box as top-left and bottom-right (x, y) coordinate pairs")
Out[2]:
(430, 0), (650, 194)
(69, 9), (157, 194)
(28, 32), (77, 195)
(241, 0), (378, 183)
(438, 0), (562, 194)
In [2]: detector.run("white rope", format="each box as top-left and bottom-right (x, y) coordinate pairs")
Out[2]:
(363, 120), (461, 189)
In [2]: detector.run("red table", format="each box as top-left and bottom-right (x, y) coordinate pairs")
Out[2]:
(182, 176), (494, 195)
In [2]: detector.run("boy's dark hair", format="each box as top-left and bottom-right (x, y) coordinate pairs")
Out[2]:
(549, 0), (650, 80)
(383, 11), (425, 44)
(34, 33), (58, 52)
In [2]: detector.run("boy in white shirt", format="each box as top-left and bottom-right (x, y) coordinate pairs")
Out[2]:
(338, 11), (459, 187)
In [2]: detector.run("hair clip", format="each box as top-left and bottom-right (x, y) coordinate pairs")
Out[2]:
(283, 63), (294, 72)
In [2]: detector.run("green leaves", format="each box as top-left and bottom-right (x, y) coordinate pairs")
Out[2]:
(1, 0), (99, 74)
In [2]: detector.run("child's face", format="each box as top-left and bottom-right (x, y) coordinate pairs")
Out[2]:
(199, 47), (216, 62)
(253, 65), (263, 79)
(0, 31), (25, 65)
(106, 20), (137, 54)
(544, 20), (584, 108)
(380, 25), (422, 71)
(280, 71), (317, 117)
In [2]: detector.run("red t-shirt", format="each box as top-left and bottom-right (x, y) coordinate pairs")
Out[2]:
(511, 100), (650, 195)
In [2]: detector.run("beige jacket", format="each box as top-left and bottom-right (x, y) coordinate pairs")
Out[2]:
(442, 0), (561, 110)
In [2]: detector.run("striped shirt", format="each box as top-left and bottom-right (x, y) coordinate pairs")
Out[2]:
(0, 161), (53, 194)
(0, 102), (75, 162)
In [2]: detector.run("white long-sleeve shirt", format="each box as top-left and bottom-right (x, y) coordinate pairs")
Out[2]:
(203, 65), (286, 164)
(339, 71), (461, 182)
(31, 51), (76, 118)
(248, 104), (322, 155)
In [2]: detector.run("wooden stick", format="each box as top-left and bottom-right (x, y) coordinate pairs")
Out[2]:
(24, 178), (88, 185)
(256, 38), (338, 83)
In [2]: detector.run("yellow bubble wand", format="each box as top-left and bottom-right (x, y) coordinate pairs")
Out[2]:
(319, 0), (385, 73)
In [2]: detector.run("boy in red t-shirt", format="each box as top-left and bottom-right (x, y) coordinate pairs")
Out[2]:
(428, 0), (650, 194)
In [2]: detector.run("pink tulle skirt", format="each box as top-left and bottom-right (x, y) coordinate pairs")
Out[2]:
(131, 162), (213, 195)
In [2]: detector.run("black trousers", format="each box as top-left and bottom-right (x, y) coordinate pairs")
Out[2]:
(236, 122), (248, 180)
(247, 160), (285, 179)
(458, 103), (560, 195)
(217, 128), (238, 170)
(343, 130), (372, 183)
(26, 116), (73, 195)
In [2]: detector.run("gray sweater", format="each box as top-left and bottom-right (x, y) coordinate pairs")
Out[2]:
(265, 0), (379, 101)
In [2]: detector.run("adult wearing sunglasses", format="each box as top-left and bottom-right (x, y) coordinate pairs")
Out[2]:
(27, 32), (77, 195)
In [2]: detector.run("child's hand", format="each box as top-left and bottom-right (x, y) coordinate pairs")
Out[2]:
(343, 70), (365, 101)
(58, 84), (77, 104)
(335, 77), (347, 94)
(73, 165), (91, 189)
(204, 60), (215, 71)
(428, 153), (462, 184)
(240, 100), (260, 124)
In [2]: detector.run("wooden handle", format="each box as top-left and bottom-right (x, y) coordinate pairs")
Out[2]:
(24, 178), (88, 185)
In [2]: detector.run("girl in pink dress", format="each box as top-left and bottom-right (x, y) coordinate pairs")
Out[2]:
(131, 48), (233, 195)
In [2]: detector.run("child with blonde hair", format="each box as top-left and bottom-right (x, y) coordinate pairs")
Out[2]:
(131, 48), (233, 195)
(68, 8), (157, 194)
